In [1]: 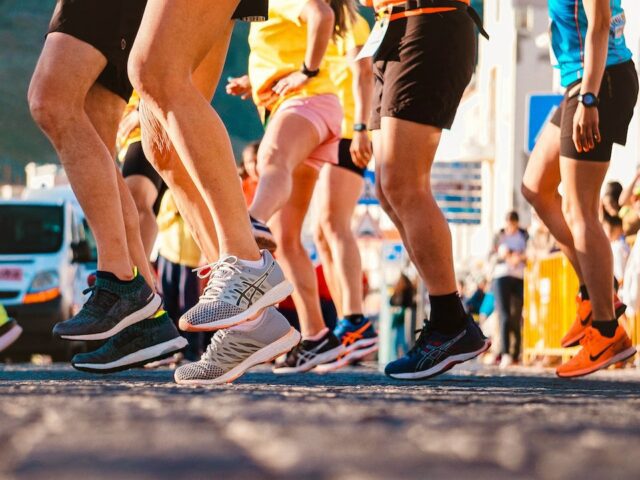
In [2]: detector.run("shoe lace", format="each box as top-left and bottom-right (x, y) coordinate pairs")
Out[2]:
(81, 286), (118, 312)
(407, 321), (434, 357)
(202, 330), (231, 363)
(194, 257), (242, 301)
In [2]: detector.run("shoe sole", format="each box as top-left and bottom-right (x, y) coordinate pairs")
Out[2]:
(314, 341), (379, 374)
(556, 346), (637, 378)
(272, 344), (346, 374)
(387, 339), (492, 380)
(59, 293), (163, 341)
(561, 302), (627, 348)
(179, 280), (294, 332)
(72, 336), (188, 374)
(175, 327), (301, 385)
(0, 324), (23, 352)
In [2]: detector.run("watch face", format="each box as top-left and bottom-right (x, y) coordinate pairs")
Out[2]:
(582, 94), (597, 106)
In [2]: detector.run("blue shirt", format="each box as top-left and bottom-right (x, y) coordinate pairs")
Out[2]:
(549, 0), (633, 86)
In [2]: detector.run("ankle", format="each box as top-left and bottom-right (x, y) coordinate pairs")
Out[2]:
(592, 319), (618, 338)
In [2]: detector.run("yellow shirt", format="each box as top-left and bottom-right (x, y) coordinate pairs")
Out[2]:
(116, 91), (142, 162)
(325, 13), (371, 139)
(248, 0), (338, 115)
(156, 192), (202, 268)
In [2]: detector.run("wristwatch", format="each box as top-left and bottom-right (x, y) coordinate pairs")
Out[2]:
(577, 92), (599, 108)
(353, 123), (367, 132)
(301, 62), (320, 78)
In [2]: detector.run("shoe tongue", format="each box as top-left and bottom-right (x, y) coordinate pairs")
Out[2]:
(88, 287), (120, 311)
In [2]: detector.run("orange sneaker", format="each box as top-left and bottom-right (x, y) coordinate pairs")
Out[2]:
(560, 295), (626, 348)
(556, 325), (636, 378)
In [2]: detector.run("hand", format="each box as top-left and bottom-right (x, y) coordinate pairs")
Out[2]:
(573, 103), (601, 153)
(226, 75), (252, 99)
(272, 71), (310, 97)
(116, 109), (140, 149)
(350, 131), (373, 169)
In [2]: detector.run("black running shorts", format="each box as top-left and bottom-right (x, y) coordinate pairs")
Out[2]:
(550, 60), (639, 162)
(233, 0), (269, 21)
(47, 0), (147, 101)
(335, 139), (366, 177)
(370, 10), (476, 130)
(122, 141), (168, 215)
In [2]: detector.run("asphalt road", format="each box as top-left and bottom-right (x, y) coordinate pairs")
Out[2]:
(1, 362), (640, 480)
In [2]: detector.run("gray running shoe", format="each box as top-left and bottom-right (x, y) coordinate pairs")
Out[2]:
(175, 307), (300, 385)
(53, 273), (162, 341)
(179, 250), (293, 332)
(71, 311), (188, 374)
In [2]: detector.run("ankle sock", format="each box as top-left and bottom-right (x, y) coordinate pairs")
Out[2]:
(579, 285), (589, 301)
(304, 327), (329, 342)
(96, 270), (135, 284)
(592, 319), (618, 338)
(237, 254), (265, 269)
(429, 292), (467, 335)
(345, 314), (365, 326)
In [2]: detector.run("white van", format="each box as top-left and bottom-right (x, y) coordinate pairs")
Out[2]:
(0, 189), (96, 360)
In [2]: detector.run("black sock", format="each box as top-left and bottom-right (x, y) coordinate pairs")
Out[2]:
(345, 314), (365, 325)
(592, 319), (618, 338)
(96, 270), (135, 284)
(579, 284), (589, 301)
(429, 292), (467, 335)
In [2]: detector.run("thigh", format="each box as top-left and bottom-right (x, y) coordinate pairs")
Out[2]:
(259, 111), (321, 173)
(522, 122), (561, 195)
(559, 157), (609, 215)
(30, 32), (107, 105)
(84, 82), (127, 154)
(132, 0), (238, 75)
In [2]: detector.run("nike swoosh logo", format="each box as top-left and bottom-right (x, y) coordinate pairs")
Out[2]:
(580, 312), (592, 326)
(590, 343), (614, 362)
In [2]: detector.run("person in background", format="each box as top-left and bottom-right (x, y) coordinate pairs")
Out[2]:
(156, 191), (204, 362)
(0, 305), (22, 353)
(603, 214), (629, 288)
(601, 181), (623, 221)
(240, 140), (261, 206)
(389, 273), (415, 358)
(491, 211), (528, 368)
(464, 278), (487, 316)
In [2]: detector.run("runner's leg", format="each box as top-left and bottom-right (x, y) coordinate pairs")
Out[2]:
(129, 0), (259, 260)
(28, 33), (134, 280)
(313, 216), (343, 318)
(522, 122), (584, 281)
(124, 174), (159, 258)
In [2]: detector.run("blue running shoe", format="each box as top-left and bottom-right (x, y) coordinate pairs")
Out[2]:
(314, 318), (378, 373)
(385, 315), (490, 380)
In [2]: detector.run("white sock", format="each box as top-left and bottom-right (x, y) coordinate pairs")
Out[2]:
(232, 310), (266, 332)
(237, 253), (265, 269)
(303, 327), (329, 342)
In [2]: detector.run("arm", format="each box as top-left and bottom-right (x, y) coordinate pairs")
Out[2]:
(348, 46), (374, 168)
(573, 0), (611, 153)
(272, 0), (334, 97)
(620, 171), (640, 206)
(226, 75), (252, 100)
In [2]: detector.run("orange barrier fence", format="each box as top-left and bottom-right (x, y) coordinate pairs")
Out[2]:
(523, 252), (640, 363)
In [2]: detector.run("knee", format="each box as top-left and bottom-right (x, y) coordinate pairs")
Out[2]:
(521, 182), (553, 212)
(561, 198), (598, 236)
(257, 145), (292, 176)
(28, 78), (76, 136)
(128, 54), (183, 109)
(127, 182), (155, 216)
(379, 174), (417, 215)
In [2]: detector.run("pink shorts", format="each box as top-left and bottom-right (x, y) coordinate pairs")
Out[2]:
(275, 94), (343, 170)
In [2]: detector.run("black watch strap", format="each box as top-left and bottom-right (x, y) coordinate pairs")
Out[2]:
(301, 62), (320, 78)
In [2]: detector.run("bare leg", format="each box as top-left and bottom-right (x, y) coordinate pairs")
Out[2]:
(138, 25), (229, 263)
(249, 112), (320, 222)
(28, 33), (133, 280)
(314, 165), (364, 316)
(522, 123), (584, 282)
(560, 158), (613, 320)
(124, 175), (159, 258)
(313, 224), (343, 318)
(375, 118), (455, 294)
(270, 165), (326, 337)
(129, 0), (258, 259)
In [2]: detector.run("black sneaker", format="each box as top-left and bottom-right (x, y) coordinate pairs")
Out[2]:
(53, 273), (161, 341)
(250, 216), (277, 252)
(71, 311), (188, 374)
(385, 315), (491, 380)
(272, 330), (343, 374)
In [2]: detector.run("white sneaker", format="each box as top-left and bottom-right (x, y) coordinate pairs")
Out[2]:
(174, 307), (300, 385)
(179, 250), (293, 332)
(499, 353), (514, 369)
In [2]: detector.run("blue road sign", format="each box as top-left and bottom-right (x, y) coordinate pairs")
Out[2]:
(525, 93), (563, 154)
